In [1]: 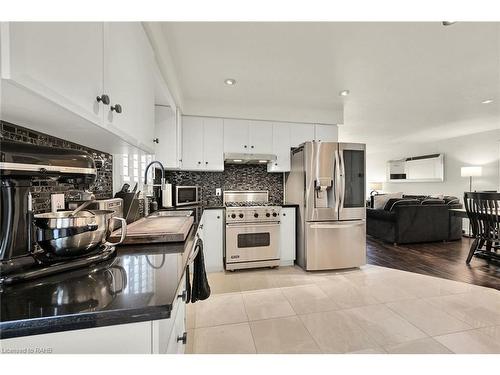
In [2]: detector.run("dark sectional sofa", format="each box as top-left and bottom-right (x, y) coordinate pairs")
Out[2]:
(367, 195), (462, 245)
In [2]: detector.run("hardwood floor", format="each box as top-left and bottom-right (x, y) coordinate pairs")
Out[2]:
(366, 236), (500, 290)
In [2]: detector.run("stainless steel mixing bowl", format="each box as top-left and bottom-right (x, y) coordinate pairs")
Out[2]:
(34, 210), (127, 257)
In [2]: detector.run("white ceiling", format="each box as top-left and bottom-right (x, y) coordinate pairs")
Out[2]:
(151, 22), (500, 146)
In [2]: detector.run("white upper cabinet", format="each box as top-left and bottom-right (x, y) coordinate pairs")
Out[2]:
(155, 106), (180, 169)
(223, 118), (249, 153)
(104, 23), (155, 151)
(1, 22), (158, 154)
(2, 22), (104, 125)
(203, 117), (224, 171)
(314, 124), (338, 142)
(181, 116), (224, 171)
(181, 116), (204, 170)
(223, 119), (273, 154)
(248, 121), (273, 154)
(268, 122), (291, 172)
(290, 123), (315, 148)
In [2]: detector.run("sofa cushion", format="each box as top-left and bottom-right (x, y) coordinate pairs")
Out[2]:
(421, 199), (446, 205)
(443, 196), (460, 205)
(366, 208), (396, 222)
(386, 198), (420, 211)
(373, 192), (403, 210)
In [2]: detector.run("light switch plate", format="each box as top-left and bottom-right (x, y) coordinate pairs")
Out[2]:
(215, 188), (222, 196)
(51, 193), (65, 212)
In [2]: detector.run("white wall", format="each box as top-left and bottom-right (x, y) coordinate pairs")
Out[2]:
(365, 129), (500, 202)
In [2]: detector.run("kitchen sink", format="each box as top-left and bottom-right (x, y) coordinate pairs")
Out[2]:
(148, 210), (193, 218)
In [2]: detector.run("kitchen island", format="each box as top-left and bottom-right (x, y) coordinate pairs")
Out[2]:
(0, 222), (199, 353)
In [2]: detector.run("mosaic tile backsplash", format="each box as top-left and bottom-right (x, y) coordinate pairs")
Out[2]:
(162, 164), (284, 206)
(1, 121), (113, 214)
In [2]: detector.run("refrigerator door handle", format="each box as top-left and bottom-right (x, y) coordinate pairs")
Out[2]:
(339, 149), (346, 212)
(334, 150), (340, 213)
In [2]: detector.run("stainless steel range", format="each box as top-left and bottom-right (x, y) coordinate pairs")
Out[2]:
(224, 191), (281, 271)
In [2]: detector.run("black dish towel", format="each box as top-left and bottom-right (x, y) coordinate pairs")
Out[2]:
(188, 237), (211, 303)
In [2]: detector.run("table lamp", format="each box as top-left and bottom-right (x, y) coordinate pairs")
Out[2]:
(369, 182), (383, 196)
(461, 166), (482, 192)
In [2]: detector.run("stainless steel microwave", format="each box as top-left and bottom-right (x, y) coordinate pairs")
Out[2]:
(174, 185), (200, 206)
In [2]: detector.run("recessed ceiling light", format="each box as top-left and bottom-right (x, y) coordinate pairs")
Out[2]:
(339, 90), (350, 97)
(482, 99), (494, 104)
(442, 21), (457, 26)
(224, 78), (236, 86)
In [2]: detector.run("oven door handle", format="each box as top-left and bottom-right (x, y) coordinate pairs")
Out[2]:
(226, 222), (280, 228)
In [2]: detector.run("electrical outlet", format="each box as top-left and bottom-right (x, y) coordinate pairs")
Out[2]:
(51, 194), (65, 212)
(215, 188), (222, 196)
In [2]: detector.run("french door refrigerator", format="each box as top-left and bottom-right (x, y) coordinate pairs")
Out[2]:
(285, 141), (366, 270)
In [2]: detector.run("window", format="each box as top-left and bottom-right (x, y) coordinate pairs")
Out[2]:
(113, 153), (154, 194)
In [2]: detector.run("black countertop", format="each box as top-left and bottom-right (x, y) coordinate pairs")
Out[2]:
(0, 224), (198, 340)
(282, 203), (299, 208)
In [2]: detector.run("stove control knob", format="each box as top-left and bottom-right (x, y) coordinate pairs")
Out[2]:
(239, 213), (244, 218)
(231, 214), (236, 219)
(266, 212), (271, 217)
(272, 212), (278, 217)
(254, 213), (259, 218)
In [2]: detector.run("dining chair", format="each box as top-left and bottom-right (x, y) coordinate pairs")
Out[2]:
(463, 192), (500, 264)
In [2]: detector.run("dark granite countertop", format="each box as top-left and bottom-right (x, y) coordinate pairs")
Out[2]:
(0, 224), (198, 340)
(282, 203), (299, 208)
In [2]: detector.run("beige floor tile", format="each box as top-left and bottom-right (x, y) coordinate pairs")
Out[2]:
(195, 293), (248, 328)
(347, 348), (387, 354)
(355, 281), (418, 303)
(426, 292), (500, 328)
(207, 271), (241, 294)
(271, 272), (316, 288)
(384, 338), (453, 354)
(238, 272), (277, 292)
(386, 299), (472, 336)
(300, 310), (380, 353)
(250, 316), (321, 354)
(434, 328), (500, 354)
(242, 288), (296, 321)
(345, 304), (427, 347)
(281, 284), (340, 314)
(478, 325), (500, 341)
(193, 323), (256, 354)
(316, 276), (379, 309)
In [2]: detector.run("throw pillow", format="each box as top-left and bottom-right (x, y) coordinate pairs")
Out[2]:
(373, 192), (403, 210)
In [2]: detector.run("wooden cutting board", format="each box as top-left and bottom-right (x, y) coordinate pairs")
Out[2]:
(110, 216), (194, 245)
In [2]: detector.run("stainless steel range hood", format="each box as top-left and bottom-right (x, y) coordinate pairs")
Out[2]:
(224, 153), (277, 165)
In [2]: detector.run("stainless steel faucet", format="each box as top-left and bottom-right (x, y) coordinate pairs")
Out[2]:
(144, 160), (167, 190)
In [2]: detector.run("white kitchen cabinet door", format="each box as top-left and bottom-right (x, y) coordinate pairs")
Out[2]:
(249, 120), (273, 154)
(155, 106), (180, 169)
(104, 22), (155, 152)
(223, 118), (249, 153)
(289, 123), (315, 148)
(314, 124), (338, 142)
(1, 322), (152, 354)
(268, 122), (291, 172)
(280, 207), (296, 266)
(201, 209), (224, 272)
(2, 22), (104, 126)
(203, 117), (224, 171)
(181, 116), (204, 170)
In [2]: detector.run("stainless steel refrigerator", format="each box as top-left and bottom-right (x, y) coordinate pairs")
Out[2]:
(285, 141), (366, 270)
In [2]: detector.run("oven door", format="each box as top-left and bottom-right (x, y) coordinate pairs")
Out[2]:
(225, 222), (280, 264)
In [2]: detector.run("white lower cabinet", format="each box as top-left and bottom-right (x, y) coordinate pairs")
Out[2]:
(0, 322), (153, 354)
(279, 207), (296, 266)
(201, 209), (225, 272)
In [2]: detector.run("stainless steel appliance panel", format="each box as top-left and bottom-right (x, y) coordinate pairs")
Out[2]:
(304, 142), (340, 222)
(225, 222), (280, 264)
(174, 186), (199, 206)
(338, 143), (366, 221)
(304, 220), (366, 270)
